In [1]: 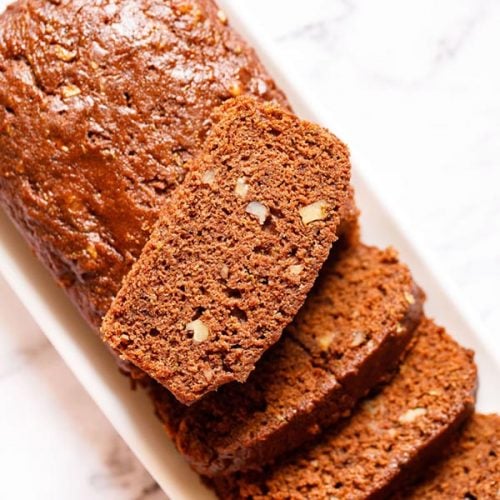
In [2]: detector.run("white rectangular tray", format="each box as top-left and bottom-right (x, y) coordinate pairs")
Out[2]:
(0, 1), (498, 498)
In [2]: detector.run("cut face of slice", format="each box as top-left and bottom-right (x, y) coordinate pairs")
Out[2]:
(150, 243), (423, 475)
(102, 96), (352, 404)
(393, 413), (500, 499)
(210, 318), (477, 499)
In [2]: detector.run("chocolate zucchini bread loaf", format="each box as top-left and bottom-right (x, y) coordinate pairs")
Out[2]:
(0, 0), (287, 329)
(150, 243), (423, 475)
(210, 318), (477, 499)
(395, 413), (499, 499)
(102, 96), (352, 404)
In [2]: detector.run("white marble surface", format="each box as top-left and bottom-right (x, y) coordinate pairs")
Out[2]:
(0, 0), (499, 498)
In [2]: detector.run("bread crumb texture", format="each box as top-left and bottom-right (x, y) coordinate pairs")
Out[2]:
(210, 318), (477, 499)
(393, 413), (500, 499)
(102, 96), (352, 404)
(150, 243), (423, 475)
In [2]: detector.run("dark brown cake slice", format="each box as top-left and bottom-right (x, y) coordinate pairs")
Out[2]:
(211, 318), (477, 499)
(102, 96), (352, 404)
(150, 242), (423, 475)
(394, 413), (500, 499)
(0, 0), (287, 330)
(120, 183), (359, 385)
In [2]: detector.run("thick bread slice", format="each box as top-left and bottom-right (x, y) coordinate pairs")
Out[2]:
(102, 96), (352, 404)
(150, 243), (423, 475)
(210, 318), (477, 499)
(394, 413), (500, 499)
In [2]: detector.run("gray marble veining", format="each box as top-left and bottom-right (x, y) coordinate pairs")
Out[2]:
(0, 0), (498, 498)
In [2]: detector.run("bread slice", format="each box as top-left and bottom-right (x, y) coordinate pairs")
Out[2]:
(118, 185), (360, 385)
(394, 413), (500, 498)
(210, 318), (477, 499)
(150, 243), (423, 475)
(102, 96), (352, 404)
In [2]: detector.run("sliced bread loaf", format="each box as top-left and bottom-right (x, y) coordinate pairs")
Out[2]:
(150, 243), (423, 475)
(210, 318), (477, 499)
(102, 96), (352, 404)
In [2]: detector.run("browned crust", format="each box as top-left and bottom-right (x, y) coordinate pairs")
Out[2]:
(0, 0), (288, 331)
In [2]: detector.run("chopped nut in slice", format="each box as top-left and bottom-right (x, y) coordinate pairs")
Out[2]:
(363, 400), (378, 415)
(216, 9), (227, 24)
(396, 322), (405, 334)
(54, 44), (77, 62)
(387, 428), (397, 438)
(246, 201), (269, 225)
(192, 7), (203, 23)
(203, 368), (213, 382)
(228, 81), (242, 97)
(201, 170), (216, 185)
(288, 264), (303, 276)
(86, 243), (98, 259)
(186, 319), (209, 343)
(220, 264), (229, 280)
(351, 331), (366, 347)
(61, 84), (81, 98)
(404, 291), (415, 305)
(365, 339), (376, 351)
(299, 200), (329, 225)
(235, 177), (249, 198)
(399, 407), (427, 424)
(428, 389), (441, 396)
(119, 333), (130, 343)
(317, 332), (336, 351)
(101, 148), (116, 159)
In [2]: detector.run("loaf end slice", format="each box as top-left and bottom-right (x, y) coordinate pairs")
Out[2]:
(395, 413), (500, 499)
(210, 317), (477, 499)
(102, 96), (352, 404)
(151, 243), (423, 475)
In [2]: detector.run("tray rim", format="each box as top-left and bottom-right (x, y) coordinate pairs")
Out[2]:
(0, 1), (498, 498)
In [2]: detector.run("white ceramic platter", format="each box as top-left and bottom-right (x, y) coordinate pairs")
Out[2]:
(0, 0), (498, 498)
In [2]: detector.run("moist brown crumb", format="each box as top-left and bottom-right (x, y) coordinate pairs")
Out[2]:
(149, 242), (423, 475)
(392, 413), (500, 499)
(101, 96), (352, 404)
(209, 318), (477, 499)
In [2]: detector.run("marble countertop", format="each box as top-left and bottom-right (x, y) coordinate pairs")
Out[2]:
(0, 0), (498, 498)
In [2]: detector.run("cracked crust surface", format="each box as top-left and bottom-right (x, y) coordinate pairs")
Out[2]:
(0, 0), (287, 329)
